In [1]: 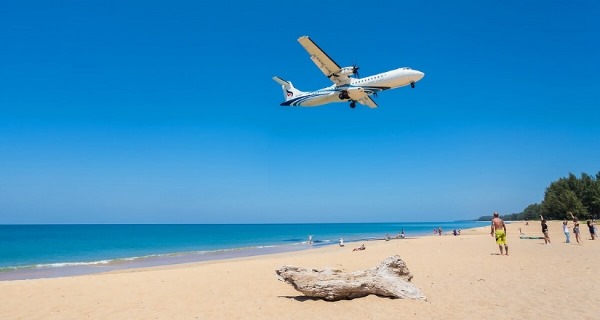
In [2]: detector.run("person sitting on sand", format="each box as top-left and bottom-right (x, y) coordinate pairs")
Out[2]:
(400, 229), (405, 239)
(353, 244), (365, 251)
(490, 212), (508, 256)
(339, 238), (344, 247)
(540, 215), (551, 245)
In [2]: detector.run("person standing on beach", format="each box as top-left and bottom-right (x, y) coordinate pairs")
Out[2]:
(490, 212), (508, 256)
(587, 221), (596, 240)
(569, 212), (583, 244)
(563, 220), (571, 243)
(540, 215), (551, 245)
(437, 226), (442, 236)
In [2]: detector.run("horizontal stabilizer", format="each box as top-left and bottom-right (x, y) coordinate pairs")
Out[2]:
(272, 76), (304, 102)
(272, 76), (290, 88)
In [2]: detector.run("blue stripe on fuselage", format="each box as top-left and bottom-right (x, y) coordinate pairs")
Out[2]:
(279, 85), (390, 106)
(280, 91), (335, 106)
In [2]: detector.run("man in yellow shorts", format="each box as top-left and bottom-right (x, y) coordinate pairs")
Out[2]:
(491, 212), (508, 256)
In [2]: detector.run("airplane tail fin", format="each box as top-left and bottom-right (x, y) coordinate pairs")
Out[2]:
(272, 76), (303, 102)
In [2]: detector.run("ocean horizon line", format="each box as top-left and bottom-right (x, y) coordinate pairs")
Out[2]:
(0, 220), (481, 226)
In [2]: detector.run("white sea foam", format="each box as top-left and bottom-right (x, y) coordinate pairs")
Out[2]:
(35, 260), (112, 268)
(0, 260), (114, 272)
(255, 245), (277, 249)
(0, 244), (293, 272)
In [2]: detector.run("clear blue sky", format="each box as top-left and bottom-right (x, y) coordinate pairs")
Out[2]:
(1, 1), (599, 223)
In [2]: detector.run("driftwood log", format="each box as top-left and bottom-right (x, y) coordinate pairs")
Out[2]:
(275, 255), (426, 301)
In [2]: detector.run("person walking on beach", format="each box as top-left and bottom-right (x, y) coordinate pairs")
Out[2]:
(437, 226), (442, 236)
(587, 221), (596, 240)
(562, 220), (571, 243)
(540, 215), (551, 245)
(491, 212), (508, 256)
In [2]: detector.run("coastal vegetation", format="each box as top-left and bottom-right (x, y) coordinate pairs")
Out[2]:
(478, 172), (600, 221)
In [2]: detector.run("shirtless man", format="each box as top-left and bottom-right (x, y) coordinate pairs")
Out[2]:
(491, 212), (508, 256)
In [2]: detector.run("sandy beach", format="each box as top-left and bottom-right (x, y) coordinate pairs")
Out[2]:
(1, 220), (598, 320)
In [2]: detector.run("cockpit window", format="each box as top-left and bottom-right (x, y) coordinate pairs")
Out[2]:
(401, 67), (411, 70)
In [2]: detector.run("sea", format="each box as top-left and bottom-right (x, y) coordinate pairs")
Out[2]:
(0, 221), (487, 280)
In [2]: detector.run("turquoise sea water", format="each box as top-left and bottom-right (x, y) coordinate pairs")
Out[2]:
(0, 222), (486, 280)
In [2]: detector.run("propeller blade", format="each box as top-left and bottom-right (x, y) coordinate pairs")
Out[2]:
(352, 65), (360, 78)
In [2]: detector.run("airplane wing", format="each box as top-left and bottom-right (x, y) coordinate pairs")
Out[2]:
(298, 36), (348, 86)
(347, 88), (378, 109)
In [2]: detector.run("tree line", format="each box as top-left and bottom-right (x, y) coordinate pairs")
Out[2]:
(478, 172), (600, 221)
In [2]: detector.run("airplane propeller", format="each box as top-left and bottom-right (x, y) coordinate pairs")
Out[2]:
(352, 64), (360, 78)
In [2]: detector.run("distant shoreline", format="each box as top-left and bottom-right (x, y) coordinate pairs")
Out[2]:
(0, 233), (429, 281)
(0, 221), (488, 281)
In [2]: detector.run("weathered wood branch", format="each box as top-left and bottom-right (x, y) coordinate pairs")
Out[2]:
(276, 255), (426, 301)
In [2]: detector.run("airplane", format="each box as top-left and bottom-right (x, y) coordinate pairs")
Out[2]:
(273, 36), (425, 109)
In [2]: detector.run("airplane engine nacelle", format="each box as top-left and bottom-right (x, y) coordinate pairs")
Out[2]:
(339, 67), (355, 75)
(331, 66), (359, 78)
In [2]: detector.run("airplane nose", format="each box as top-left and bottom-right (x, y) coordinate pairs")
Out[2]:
(414, 70), (425, 81)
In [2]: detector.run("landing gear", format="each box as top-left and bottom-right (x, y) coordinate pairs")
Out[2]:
(339, 90), (356, 108)
(410, 82), (415, 88)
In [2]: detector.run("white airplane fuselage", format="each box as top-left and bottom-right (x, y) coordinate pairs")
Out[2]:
(283, 67), (424, 107)
(274, 36), (425, 109)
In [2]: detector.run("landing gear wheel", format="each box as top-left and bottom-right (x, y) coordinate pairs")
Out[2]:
(339, 91), (350, 100)
(410, 82), (415, 88)
(350, 101), (356, 108)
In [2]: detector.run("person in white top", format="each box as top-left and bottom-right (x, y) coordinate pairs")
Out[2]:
(562, 220), (571, 243)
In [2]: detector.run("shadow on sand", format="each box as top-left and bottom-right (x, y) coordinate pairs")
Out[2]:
(278, 295), (322, 302)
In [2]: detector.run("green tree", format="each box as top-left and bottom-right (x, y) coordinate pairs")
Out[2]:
(521, 203), (540, 221)
(566, 173), (583, 199)
(476, 171), (599, 221)
(540, 182), (587, 219)
(581, 172), (600, 219)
